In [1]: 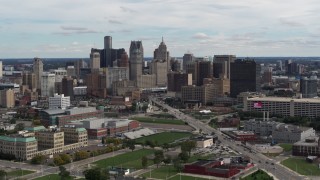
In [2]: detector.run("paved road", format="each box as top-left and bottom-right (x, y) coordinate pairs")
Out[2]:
(150, 96), (307, 180)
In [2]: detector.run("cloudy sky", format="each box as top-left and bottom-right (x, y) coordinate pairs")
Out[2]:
(1, 0), (320, 58)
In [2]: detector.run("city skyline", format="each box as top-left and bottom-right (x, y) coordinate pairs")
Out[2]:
(1, 0), (320, 58)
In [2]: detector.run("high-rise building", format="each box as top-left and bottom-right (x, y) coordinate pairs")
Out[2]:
(230, 59), (261, 98)
(129, 41), (143, 82)
(0, 89), (15, 108)
(183, 53), (194, 72)
(90, 51), (101, 70)
(49, 93), (70, 109)
(0, 61), (2, 78)
(117, 51), (129, 68)
(41, 73), (55, 97)
(74, 59), (87, 78)
(104, 67), (129, 90)
(167, 72), (192, 92)
(22, 72), (36, 90)
(197, 61), (212, 86)
(186, 62), (198, 85)
(62, 76), (74, 100)
(33, 57), (43, 90)
(262, 67), (273, 85)
(150, 60), (168, 86)
(104, 36), (112, 67)
(213, 55), (236, 79)
(203, 78), (230, 97)
(154, 37), (170, 70)
(300, 76), (318, 98)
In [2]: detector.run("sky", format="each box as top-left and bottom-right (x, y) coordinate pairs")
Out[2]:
(1, 0), (320, 58)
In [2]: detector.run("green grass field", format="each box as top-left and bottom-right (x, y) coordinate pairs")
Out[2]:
(130, 116), (185, 125)
(141, 165), (177, 179)
(169, 175), (212, 180)
(279, 143), (293, 152)
(7, 169), (35, 177)
(281, 157), (320, 175)
(93, 149), (155, 169)
(33, 174), (75, 180)
(135, 132), (192, 145)
(241, 169), (272, 180)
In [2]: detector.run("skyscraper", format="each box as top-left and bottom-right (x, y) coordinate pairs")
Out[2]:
(197, 61), (212, 86)
(183, 53), (194, 72)
(300, 76), (318, 98)
(154, 37), (170, 71)
(104, 36), (112, 67)
(213, 55), (236, 79)
(90, 51), (101, 70)
(62, 76), (74, 100)
(33, 57), (43, 91)
(41, 73), (55, 97)
(129, 41), (143, 82)
(230, 58), (261, 98)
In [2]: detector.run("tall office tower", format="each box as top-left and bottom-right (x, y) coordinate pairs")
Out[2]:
(277, 60), (283, 71)
(129, 41), (143, 82)
(104, 36), (112, 67)
(171, 58), (182, 72)
(262, 67), (273, 85)
(183, 53), (194, 72)
(33, 57), (43, 90)
(0, 61), (2, 78)
(150, 60), (168, 86)
(75, 59), (87, 78)
(62, 76), (74, 100)
(197, 61), (212, 86)
(285, 59), (292, 73)
(117, 51), (129, 68)
(186, 62), (198, 85)
(104, 67), (129, 90)
(230, 59), (261, 98)
(90, 51), (101, 70)
(167, 72), (192, 92)
(41, 73), (55, 97)
(22, 72), (36, 90)
(154, 37), (170, 70)
(0, 89), (15, 108)
(300, 76), (318, 98)
(213, 55), (236, 79)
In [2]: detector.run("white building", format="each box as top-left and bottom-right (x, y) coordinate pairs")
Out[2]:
(49, 94), (70, 109)
(41, 73), (56, 97)
(74, 86), (87, 96)
(244, 119), (316, 143)
(244, 97), (320, 118)
(50, 68), (67, 82)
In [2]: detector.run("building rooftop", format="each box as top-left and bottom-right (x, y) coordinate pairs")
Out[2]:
(248, 97), (320, 103)
(25, 126), (46, 132)
(294, 136), (319, 147)
(0, 136), (37, 143)
(76, 128), (87, 132)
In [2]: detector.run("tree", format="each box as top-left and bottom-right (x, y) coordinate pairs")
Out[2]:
(58, 166), (70, 180)
(74, 151), (89, 161)
(141, 156), (148, 169)
(173, 157), (183, 172)
(59, 154), (71, 164)
(180, 140), (196, 156)
(0, 170), (7, 179)
(84, 168), (109, 180)
(53, 156), (65, 166)
(31, 155), (46, 164)
(131, 102), (137, 112)
(162, 143), (170, 151)
(163, 155), (172, 165)
(153, 150), (164, 168)
(178, 151), (189, 163)
(14, 123), (25, 131)
(124, 139), (136, 151)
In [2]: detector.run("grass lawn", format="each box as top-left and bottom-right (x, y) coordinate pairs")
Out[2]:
(281, 157), (320, 175)
(33, 174), (75, 180)
(241, 169), (272, 180)
(141, 165), (178, 179)
(169, 175), (212, 180)
(130, 116), (185, 125)
(279, 143), (293, 152)
(135, 132), (192, 145)
(93, 149), (155, 169)
(7, 169), (35, 177)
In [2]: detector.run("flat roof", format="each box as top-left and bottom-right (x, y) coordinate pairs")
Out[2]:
(248, 97), (320, 103)
(0, 136), (37, 143)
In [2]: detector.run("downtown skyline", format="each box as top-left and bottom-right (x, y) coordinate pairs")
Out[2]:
(1, 0), (320, 58)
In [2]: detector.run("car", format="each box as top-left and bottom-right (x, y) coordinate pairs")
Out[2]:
(265, 161), (269, 164)
(271, 163), (274, 165)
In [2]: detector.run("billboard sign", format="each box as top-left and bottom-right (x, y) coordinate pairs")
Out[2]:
(253, 102), (262, 108)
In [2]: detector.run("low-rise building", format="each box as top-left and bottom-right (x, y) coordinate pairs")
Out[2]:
(229, 131), (257, 142)
(292, 137), (320, 156)
(195, 137), (214, 148)
(49, 94), (70, 109)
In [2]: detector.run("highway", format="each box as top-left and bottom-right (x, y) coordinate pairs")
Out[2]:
(150, 96), (307, 180)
